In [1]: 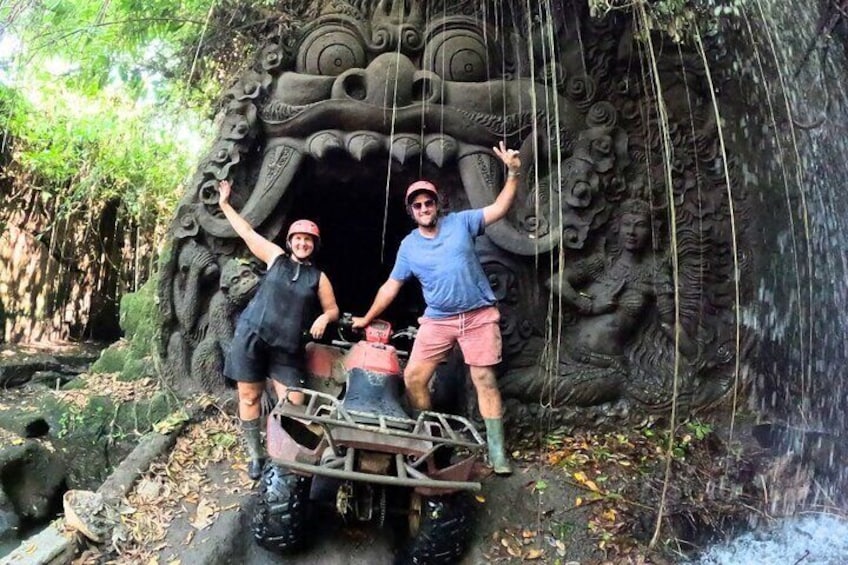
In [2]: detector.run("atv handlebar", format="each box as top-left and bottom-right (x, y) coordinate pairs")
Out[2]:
(324, 313), (416, 353)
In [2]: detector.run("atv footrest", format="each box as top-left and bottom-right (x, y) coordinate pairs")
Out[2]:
(271, 451), (482, 492)
(273, 388), (486, 451)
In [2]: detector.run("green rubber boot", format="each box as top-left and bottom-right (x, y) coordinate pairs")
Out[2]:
(241, 418), (265, 480)
(484, 418), (513, 476)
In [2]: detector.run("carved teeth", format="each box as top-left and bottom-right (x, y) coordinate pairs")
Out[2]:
(303, 130), (462, 167)
(457, 147), (562, 256)
(199, 137), (305, 238)
(389, 134), (422, 165)
(347, 132), (383, 161)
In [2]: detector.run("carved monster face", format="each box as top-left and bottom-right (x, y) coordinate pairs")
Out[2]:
(190, 2), (585, 268)
(162, 2), (750, 412)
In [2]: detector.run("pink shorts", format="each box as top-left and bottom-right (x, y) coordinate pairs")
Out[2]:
(410, 306), (502, 367)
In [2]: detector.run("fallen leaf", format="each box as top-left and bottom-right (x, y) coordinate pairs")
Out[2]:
(475, 495), (486, 503)
(190, 498), (218, 530)
(525, 548), (545, 560)
(556, 539), (567, 556)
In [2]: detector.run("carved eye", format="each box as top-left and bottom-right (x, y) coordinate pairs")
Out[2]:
(423, 20), (490, 82)
(296, 24), (367, 76)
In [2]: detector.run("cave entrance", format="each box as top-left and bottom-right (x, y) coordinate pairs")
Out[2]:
(285, 156), (453, 330)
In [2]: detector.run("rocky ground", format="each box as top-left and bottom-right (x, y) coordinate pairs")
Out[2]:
(0, 341), (178, 559)
(59, 398), (793, 565)
(3, 343), (844, 565)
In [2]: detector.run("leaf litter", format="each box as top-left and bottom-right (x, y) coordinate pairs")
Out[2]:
(484, 417), (761, 563)
(73, 410), (253, 564)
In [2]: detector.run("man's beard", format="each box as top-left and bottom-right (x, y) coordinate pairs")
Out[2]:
(418, 215), (438, 228)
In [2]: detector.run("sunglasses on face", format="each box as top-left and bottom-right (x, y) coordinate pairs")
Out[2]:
(411, 199), (435, 211)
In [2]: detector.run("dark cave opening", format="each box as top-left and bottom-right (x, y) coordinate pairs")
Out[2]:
(283, 155), (463, 330)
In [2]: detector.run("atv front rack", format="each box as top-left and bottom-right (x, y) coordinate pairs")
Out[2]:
(268, 388), (487, 492)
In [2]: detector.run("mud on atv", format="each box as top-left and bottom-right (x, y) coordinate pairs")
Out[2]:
(251, 316), (486, 564)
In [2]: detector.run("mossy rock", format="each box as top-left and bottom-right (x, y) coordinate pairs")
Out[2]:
(111, 391), (177, 437)
(116, 354), (155, 382)
(90, 341), (129, 374)
(119, 279), (159, 358)
(39, 389), (178, 489)
(92, 276), (160, 379)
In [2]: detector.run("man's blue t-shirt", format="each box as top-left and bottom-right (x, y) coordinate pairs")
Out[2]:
(390, 210), (496, 318)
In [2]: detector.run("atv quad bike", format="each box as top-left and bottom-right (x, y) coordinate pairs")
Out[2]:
(251, 315), (486, 564)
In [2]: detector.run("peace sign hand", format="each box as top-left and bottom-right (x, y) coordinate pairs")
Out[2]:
(492, 140), (521, 173)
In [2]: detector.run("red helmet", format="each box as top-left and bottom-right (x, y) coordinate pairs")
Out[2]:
(287, 219), (320, 243)
(405, 180), (439, 205)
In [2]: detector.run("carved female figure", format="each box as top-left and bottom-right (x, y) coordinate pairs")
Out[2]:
(502, 199), (689, 407)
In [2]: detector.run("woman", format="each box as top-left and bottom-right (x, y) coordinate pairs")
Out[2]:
(218, 179), (339, 479)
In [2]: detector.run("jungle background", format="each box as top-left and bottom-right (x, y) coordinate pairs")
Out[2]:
(2, 1), (847, 564)
(0, 0), (312, 344)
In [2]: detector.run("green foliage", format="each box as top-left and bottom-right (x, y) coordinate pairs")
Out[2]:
(3, 1), (310, 105)
(587, 0), (746, 43)
(0, 81), (204, 231)
(4, 0), (220, 101)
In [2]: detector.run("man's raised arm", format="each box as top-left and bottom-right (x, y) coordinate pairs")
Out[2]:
(482, 141), (522, 227)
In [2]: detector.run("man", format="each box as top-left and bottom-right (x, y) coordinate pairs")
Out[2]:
(352, 141), (521, 475)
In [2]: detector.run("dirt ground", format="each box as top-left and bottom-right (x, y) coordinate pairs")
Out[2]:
(66, 402), (778, 565)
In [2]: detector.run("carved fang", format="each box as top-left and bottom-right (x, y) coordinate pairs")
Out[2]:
(389, 134), (422, 164)
(348, 132), (383, 161)
(308, 131), (345, 159)
(198, 138), (305, 237)
(424, 135), (458, 168)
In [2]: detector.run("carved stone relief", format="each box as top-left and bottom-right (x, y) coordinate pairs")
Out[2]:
(158, 1), (752, 425)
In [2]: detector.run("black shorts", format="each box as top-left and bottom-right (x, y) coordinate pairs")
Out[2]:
(224, 325), (305, 387)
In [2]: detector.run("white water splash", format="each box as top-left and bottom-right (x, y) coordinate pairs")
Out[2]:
(695, 515), (848, 565)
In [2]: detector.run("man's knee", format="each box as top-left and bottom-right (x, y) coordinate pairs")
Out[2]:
(404, 362), (435, 387)
(469, 366), (498, 388)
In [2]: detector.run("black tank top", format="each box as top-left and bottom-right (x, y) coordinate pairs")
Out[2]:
(238, 255), (321, 353)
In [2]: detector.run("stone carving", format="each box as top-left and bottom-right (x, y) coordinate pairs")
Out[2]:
(190, 259), (262, 391)
(501, 199), (695, 407)
(159, 1), (752, 426)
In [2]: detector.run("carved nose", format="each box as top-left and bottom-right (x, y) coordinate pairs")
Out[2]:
(332, 53), (418, 107)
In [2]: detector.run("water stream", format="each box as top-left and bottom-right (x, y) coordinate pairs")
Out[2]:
(695, 514), (848, 565)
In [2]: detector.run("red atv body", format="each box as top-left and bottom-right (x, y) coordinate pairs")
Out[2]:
(252, 318), (485, 564)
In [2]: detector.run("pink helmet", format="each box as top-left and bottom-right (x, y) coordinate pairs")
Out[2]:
(287, 219), (320, 243)
(405, 180), (439, 205)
